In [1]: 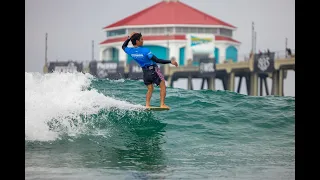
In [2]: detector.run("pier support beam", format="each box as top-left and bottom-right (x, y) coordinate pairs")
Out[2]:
(228, 72), (235, 91)
(200, 78), (205, 89)
(187, 74), (193, 90)
(259, 77), (263, 96)
(237, 76), (243, 93)
(271, 70), (284, 96)
(250, 73), (258, 96)
(264, 77), (269, 96)
(279, 69), (284, 96)
(208, 77), (215, 90)
(258, 76), (269, 96)
(222, 77), (227, 90)
(271, 71), (278, 95)
(246, 75), (251, 95)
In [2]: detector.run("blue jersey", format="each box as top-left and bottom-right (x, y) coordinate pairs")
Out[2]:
(124, 47), (157, 68)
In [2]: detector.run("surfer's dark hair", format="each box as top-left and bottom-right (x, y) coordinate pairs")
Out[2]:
(131, 33), (142, 45)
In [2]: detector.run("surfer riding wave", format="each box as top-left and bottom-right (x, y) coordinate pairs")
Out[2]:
(122, 32), (178, 109)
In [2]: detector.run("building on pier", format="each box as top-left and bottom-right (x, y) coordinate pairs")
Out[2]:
(99, 0), (241, 66)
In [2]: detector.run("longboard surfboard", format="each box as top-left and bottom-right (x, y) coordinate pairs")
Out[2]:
(145, 106), (170, 111)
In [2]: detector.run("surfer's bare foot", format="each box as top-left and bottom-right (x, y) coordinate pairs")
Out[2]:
(160, 104), (170, 109)
(146, 105), (151, 108)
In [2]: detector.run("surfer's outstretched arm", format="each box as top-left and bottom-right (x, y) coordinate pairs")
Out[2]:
(151, 55), (178, 66)
(151, 55), (178, 67)
(151, 55), (171, 64)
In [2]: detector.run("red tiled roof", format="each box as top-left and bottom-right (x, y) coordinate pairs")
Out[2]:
(99, 35), (240, 44)
(104, 1), (236, 29)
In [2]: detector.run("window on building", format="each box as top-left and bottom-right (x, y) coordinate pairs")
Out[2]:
(107, 29), (126, 37)
(198, 28), (205, 33)
(176, 27), (182, 33)
(204, 28), (211, 34)
(219, 28), (232, 37)
(190, 27), (199, 34)
(175, 27), (218, 34)
(159, 27), (165, 34)
(144, 28), (150, 34)
(205, 28), (218, 34)
(166, 27), (174, 34)
(151, 28), (159, 34)
(182, 27), (190, 33)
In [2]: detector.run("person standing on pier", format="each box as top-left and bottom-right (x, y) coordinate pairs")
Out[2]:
(122, 32), (178, 109)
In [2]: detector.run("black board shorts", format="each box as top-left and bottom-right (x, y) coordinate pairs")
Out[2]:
(142, 65), (165, 86)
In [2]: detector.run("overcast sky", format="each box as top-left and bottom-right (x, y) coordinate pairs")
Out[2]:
(25, 0), (295, 96)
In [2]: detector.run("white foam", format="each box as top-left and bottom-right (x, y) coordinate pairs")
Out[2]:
(25, 72), (144, 141)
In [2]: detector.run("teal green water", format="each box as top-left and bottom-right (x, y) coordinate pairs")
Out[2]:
(25, 73), (295, 180)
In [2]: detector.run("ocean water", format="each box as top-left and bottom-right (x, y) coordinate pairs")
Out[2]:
(25, 72), (295, 180)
